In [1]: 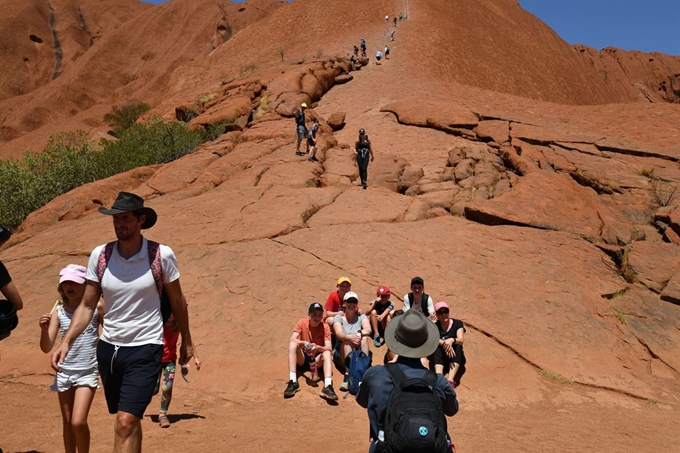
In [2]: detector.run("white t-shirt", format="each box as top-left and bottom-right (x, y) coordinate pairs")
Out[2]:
(86, 238), (180, 347)
(403, 293), (435, 316)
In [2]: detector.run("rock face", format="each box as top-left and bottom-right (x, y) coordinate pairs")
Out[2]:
(2, 1), (680, 453)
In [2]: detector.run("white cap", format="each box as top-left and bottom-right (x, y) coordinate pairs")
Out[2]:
(343, 291), (359, 302)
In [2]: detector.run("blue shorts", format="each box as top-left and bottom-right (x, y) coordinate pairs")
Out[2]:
(97, 341), (163, 419)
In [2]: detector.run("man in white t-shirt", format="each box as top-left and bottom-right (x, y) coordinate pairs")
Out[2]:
(52, 192), (199, 453)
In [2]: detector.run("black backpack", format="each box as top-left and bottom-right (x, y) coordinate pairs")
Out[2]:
(407, 292), (430, 317)
(380, 363), (450, 453)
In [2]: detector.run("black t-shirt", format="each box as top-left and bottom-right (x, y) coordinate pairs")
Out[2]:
(0, 260), (12, 289)
(295, 109), (306, 127)
(436, 318), (464, 341)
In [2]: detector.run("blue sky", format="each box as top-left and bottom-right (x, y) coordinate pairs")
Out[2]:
(140, 0), (679, 56)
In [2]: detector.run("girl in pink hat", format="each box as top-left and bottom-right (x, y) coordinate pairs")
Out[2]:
(39, 264), (104, 453)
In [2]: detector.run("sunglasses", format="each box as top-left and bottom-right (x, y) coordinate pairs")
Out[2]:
(436, 309), (449, 315)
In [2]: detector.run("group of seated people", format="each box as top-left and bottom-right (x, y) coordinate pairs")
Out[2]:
(285, 276), (466, 400)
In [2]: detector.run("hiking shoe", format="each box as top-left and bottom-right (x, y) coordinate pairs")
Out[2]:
(158, 413), (170, 428)
(283, 380), (300, 398)
(339, 374), (349, 392)
(320, 385), (339, 401)
(295, 151), (305, 157)
(373, 335), (382, 348)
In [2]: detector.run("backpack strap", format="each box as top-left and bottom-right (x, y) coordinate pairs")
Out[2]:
(146, 240), (163, 296)
(97, 241), (116, 283)
(385, 362), (407, 388)
(422, 369), (438, 389)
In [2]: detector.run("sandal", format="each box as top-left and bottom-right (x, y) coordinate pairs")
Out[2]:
(158, 413), (170, 428)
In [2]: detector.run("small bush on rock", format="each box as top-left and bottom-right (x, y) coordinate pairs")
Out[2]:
(104, 102), (151, 135)
(0, 118), (224, 230)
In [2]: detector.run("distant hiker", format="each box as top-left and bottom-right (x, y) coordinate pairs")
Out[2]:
(390, 29), (395, 41)
(385, 14), (389, 22)
(355, 128), (374, 189)
(399, 12), (403, 21)
(284, 302), (338, 401)
(39, 264), (104, 453)
(332, 292), (371, 391)
(295, 103), (309, 156)
(354, 45), (359, 56)
(403, 276), (436, 321)
(384, 46), (390, 59)
(325, 277), (352, 326)
(307, 119), (320, 162)
(357, 310), (459, 453)
(393, 17), (397, 27)
(51, 191), (199, 453)
(365, 285), (394, 348)
(376, 50), (383, 65)
(350, 54), (357, 70)
(430, 301), (466, 389)
(361, 38), (366, 53)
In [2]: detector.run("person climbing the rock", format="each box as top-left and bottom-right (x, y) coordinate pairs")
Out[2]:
(384, 46), (390, 60)
(294, 103), (309, 156)
(354, 45), (359, 56)
(376, 49), (383, 65)
(307, 119), (320, 162)
(390, 29), (395, 41)
(355, 128), (374, 189)
(393, 17), (397, 27)
(360, 38), (366, 53)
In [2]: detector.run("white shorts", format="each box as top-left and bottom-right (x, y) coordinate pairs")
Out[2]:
(51, 367), (100, 392)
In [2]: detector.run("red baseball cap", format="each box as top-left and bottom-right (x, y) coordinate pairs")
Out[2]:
(376, 285), (391, 296)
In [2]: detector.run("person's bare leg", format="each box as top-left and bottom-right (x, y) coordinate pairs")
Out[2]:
(113, 411), (142, 453)
(360, 336), (370, 355)
(57, 388), (76, 453)
(321, 350), (332, 379)
(288, 340), (304, 375)
(71, 386), (96, 453)
(369, 312), (380, 340)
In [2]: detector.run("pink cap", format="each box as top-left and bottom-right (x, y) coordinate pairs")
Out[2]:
(59, 264), (87, 284)
(434, 301), (449, 312)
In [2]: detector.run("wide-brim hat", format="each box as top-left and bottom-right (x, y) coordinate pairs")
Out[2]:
(98, 192), (157, 229)
(384, 310), (439, 358)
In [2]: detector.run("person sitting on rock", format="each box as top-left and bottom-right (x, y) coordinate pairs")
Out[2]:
(285, 302), (338, 401)
(430, 301), (466, 388)
(365, 285), (394, 347)
(333, 292), (371, 391)
(307, 119), (320, 162)
(294, 103), (309, 156)
(402, 276), (436, 321)
(324, 276), (352, 326)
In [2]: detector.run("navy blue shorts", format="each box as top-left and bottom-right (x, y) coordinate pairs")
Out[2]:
(97, 341), (163, 419)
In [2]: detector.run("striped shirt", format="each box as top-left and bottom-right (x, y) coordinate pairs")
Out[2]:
(57, 303), (99, 371)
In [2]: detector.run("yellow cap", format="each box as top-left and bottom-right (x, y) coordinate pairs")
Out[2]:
(337, 276), (352, 285)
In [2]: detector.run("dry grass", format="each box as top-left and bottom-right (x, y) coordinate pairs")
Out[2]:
(649, 179), (678, 207)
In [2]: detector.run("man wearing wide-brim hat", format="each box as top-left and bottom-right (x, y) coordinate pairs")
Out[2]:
(356, 310), (458, 453)
(51, 191), (200, 452)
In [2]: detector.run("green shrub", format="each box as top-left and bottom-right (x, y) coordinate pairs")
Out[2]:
(0, 118), (225, 230)
(104, 102), (151, 134)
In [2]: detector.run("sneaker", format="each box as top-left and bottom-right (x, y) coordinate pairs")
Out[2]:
(339, 374), (349, 392)
(320, 385), (339, 401)
(283, 380), (300, 398)
(362, 183), (367, 190)
(158, 413), (170, 428)
(295, 151), (305, 156)
(373, 335), (382, 348)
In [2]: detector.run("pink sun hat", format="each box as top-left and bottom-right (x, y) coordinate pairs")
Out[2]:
(59, 264), (87, 284)
(434, 301), (449, 312)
